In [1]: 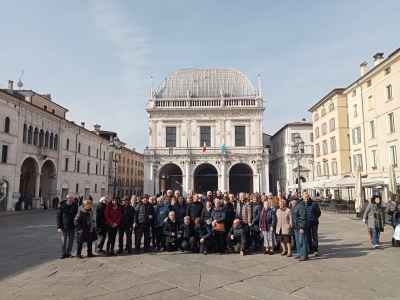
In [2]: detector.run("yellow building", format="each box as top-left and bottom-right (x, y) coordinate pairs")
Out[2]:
(309, 89), (351, 180)
(117, 143), (144, 197)
(345, 48), (400, 180)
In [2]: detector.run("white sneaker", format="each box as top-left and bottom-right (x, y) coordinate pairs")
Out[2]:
(314, 252), (319, 256)
(160, 247), (164, 252)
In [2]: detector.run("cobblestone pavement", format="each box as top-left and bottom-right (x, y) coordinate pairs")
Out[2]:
(0, 209), (399, 300)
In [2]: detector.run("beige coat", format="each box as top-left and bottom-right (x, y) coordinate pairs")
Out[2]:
(276, 208), (292, 235)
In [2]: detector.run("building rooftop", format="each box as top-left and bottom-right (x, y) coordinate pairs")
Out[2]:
(154, 68), (257, 99)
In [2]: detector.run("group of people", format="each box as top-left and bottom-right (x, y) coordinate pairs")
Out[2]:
(362, 193), (400, 248)
(56, 190), (321, 261)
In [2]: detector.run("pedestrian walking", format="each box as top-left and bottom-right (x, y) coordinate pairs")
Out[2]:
(363, 195), (385, 248)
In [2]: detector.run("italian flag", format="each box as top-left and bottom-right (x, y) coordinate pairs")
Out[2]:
(202, 140), (207, 152)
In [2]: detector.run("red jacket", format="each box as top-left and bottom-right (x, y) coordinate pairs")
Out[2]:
(104, 205), (122, 226)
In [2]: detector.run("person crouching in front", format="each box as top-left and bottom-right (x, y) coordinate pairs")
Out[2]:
(74, 200), (96, 259)
(194, 217), (212, 255)
(178, 216), (195, 252)
(163, 211), (179, 252)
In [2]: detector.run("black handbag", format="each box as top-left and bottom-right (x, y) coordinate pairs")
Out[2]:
(91, 230), (98, 242)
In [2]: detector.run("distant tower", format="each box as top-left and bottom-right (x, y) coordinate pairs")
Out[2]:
(17, 70), (25, 90)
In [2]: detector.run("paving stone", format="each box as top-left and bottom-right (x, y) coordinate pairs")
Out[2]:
(135, 287), (197, 299)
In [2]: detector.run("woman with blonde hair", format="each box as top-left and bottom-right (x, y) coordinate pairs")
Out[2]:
(276, 199), (292, 257)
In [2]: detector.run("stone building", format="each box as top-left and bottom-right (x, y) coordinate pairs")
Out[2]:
(309, 89), (351, 180)
(0, 81), (109, 211)
(269, 120), (314, 194)
(143, 68), (269, 196)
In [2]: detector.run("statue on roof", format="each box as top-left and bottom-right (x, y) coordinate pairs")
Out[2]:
(186, 88), (191, 98)
(220, 89), (224, 99)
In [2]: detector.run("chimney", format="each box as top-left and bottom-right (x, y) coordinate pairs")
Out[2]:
(301, 118), (306, 123)
(81, 122), (85, 128)
(93, 124), (101, 135)
(132, 148), (136, 151)
(373, 53), (384, 66)
(8, 80), (13, 90)
(360, 62), (368, 76)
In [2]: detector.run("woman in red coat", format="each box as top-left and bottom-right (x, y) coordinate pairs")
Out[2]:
(104, 197), (122, 256)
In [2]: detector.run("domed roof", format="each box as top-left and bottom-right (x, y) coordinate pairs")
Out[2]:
(155, 68), (256, 99)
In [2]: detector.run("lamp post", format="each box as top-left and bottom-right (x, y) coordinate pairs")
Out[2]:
(291, 133), (305, 197)
(153, 166), (157, 196)
(108, 136), (121, 196)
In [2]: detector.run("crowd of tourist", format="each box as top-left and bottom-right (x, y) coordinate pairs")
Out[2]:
(56, 189), (323, 260)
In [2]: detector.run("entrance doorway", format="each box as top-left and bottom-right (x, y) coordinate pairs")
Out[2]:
(40, 160), (57, 202)
(229, 163), (253, 194)
(20, 157), (39, 198)
(158, 163), (183, 195)
(194, 163), (218, 193)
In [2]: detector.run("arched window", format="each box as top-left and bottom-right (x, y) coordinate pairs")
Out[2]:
(54, 135), (59, 150)
(4, 117), (10, 133)
(49, 133), (54, 150)
(33, 128), (39, 145)
(28, 126), (33, 144)
(39, 130), (44, 147)
(23, 124), (27, 143)
(45, 131), (49, 148)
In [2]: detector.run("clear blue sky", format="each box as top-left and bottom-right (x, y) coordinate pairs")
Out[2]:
(1, 0), (400, 150)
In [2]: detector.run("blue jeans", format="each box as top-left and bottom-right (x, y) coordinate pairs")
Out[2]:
(294, 228), (308, 259)
(371, 227), (379, 246)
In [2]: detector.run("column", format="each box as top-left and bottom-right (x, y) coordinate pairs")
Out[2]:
(184, 161), (190, 196)
(264, 162), (270, 194)
(220, 161), (226, 192)
(34, 172), (41, 209)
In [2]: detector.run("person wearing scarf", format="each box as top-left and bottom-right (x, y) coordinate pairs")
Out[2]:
(363, 195), (385, 248)
(74, 200), (96, 259)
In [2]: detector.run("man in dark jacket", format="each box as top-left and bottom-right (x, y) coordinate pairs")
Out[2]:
(303, 192), (321, 256)
(95, 197), (108, 253)
(291, 197), (308, 261)
(118, 196), (135, 254)
(227, 219), (247, 256)
(194, 217), (212, 254)
(173, 196), (187, 227)
(134, 194), (154, 253)
(56, 194), (78, 259)
(186, 194), (203, 223)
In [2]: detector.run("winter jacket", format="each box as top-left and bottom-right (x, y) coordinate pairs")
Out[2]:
(194, 224), (212, 241)
(134, 202), (155, 224)
(228, 221), (247, 251)
(363, 203), (386, 229)
(74, 206), (95, 243)
(173, 202), (187, 224)
(291, 202), (308, 230)
(303, 199), (321, 226)
(201, 206), (213, 223)
(95, 202), (107, 235)
(224, 202), (235, 226)
(211, 206), (226, 231)
(385, 201), (400, 216)
(250, 202), (263, 231)
(258, 209), (277, 232)
(236, 200), (251, 223)
(164, 218), (179, 243)
(179, 223), (195, 240)
(276, 207), (292, 235)
(104, 205), (122, 227)
(186, 201), (203, 222)
(153, 204), (170, 228)
(121, 205), (135, 229)
(56, 200), (78, 230)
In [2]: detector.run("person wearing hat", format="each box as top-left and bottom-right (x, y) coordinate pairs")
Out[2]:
(134, 194), (154, 253)
(118, 196), (135, 254)
(291, 197), (308, 261)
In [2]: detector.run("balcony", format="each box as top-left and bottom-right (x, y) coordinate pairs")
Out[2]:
(150, 97), (262, 109)
(144, 147), (267, 156)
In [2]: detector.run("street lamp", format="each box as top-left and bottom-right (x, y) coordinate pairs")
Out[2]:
(291, 133), (305, 196)
(108, 136), (121, 196)
(153, 166), (157, 196)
